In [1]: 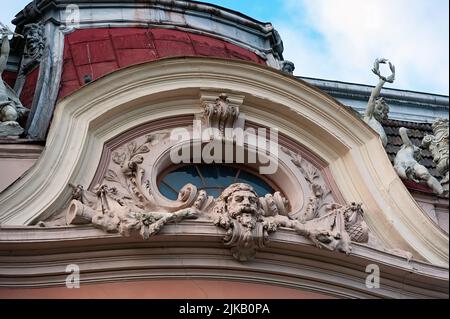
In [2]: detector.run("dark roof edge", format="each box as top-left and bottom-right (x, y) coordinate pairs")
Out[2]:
(12, 0), (273, 32)
(300, 76), (449, 108)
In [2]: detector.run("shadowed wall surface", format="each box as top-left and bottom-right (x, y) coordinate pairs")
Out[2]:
(0, 279), (333, 299)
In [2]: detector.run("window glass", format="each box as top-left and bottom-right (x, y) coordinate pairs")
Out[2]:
(159, 164), (275, 200)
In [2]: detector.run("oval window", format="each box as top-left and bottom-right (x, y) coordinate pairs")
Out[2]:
(159, 164), (276, 199)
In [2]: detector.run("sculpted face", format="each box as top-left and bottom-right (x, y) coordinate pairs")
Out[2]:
(374, 98), (389, 122)
(227, 189), (259, 218)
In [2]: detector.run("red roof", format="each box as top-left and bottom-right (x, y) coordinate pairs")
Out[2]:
(58, 28), (267, 99)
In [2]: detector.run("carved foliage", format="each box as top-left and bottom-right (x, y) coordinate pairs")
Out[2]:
(211, 182), (368, 260)
(62, 93), (373, 261)
(66, 132), (201, 239)
(283, 148), (333, 222)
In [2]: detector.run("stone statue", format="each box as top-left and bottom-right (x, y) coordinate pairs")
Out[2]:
(422, 118), (449, 195)
(394, 127), (443, 195)
(0, 22), (28, 137)
(21, 23), (46, 74)
(281, 60), (295, 75)
(364, 58), (395, 147)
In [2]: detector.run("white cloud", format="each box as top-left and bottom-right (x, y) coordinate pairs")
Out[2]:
(276, 0), (449, 95)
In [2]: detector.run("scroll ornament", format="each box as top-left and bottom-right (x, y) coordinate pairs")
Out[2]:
(64, 136), (369, 261)
(394, 127), (444, 195)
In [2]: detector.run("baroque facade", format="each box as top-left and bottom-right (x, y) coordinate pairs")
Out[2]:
(0, 0), (448, 299)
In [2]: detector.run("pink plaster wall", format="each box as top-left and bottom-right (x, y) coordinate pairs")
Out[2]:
(0, 279), (334, 299)
(0, 144), (43, 192)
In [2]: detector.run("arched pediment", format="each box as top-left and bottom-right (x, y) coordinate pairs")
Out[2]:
(0, 57), (447, 267)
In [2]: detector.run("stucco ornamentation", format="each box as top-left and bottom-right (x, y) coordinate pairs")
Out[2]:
(64, 129), (370, 261)
(0, 22), (28, 137)
(21, 23), (46, 74)
(364, 58), (395, 147)
(282, 148), (337, 222)
(395, 127), (443, 195)
(422, 118), (449, 195)
(210, 183), (368, 260)
(67, 185), (198, 239)
(202, 93), (240, 139)
(65, 133), (204, 238)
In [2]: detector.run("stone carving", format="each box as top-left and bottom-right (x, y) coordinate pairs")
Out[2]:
(276, 202), (369, 253)
(282, 148), (334, 222)
(364, 58), (395, 147)
(281, 60), (295, 75)
(21, 23), (46, 74)
(394, 127), (443, 195)
(65, 133), (205, 238)
(55, 106), (383, 261)
(67, 184), (197, 239)
(64, 137), (370, 260)
(211, 183), (274, 261)
(422, 118), (449, 195)
(202, 93), (239, 138)
(0, 22), (28, 137)
(211, 183), (368, 260)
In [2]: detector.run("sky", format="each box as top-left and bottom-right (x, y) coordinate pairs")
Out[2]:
(1, 0), (449, 95)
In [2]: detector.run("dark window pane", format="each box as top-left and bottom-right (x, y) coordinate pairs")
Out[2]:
(163, 165), (202, 190)
(237, 170), (273, 197)
(199, 165), (221, 187)
(159, 164), (275, 199)
(159, 181), (179, 200)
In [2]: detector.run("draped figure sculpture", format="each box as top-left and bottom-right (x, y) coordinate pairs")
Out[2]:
(0, 22), (28, 137)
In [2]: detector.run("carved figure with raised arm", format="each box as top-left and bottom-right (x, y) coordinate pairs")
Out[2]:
(394, 127), (443, 195)
(364, 58), (395, 147)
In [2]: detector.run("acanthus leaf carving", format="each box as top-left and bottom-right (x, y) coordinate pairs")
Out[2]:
(282, 148), (332, 222)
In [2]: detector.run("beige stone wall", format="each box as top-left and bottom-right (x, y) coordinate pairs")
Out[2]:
(0, 144), (43, 193)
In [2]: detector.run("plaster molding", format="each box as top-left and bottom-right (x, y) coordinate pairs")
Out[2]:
(0, 224), (447, 298)
(0, 57), (447, 266)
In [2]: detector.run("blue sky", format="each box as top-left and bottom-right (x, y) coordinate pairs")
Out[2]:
(2, 0), (449, 95)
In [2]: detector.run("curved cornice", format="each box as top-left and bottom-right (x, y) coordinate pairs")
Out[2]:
(0, 57), (447, 267)
(0, 224), (447, 298)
